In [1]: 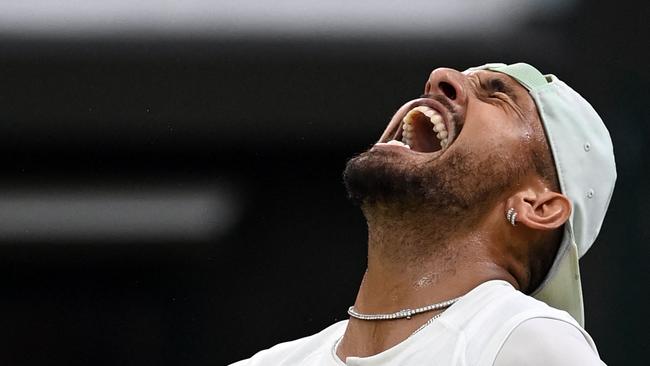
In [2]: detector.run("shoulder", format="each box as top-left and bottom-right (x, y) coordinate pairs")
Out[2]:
(228, 320), (347, 366)
(449, 280), (571, 334)
(449, 281), (602, 366)
(493, 318), (605, 365)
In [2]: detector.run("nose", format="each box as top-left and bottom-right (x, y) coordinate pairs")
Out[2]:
(424, 68), (468, 107)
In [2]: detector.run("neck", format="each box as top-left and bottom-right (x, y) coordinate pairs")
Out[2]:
(358, 203), (515, 313)
(337, 203), (518, 360)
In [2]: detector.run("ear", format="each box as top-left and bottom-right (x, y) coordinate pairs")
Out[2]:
(507, 190), (572, 231)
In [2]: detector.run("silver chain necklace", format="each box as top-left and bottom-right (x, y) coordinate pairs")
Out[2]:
(347, 296), (462, 321)
(335, 297), (462, 358)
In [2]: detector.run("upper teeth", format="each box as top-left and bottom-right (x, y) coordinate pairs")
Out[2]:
(402, 106), (449, 149)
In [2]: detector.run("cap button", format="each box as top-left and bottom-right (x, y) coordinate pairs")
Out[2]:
(587, 189), (595, 199)
(584, 143), (591, 152)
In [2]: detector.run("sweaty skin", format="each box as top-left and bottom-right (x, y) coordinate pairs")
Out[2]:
(339, 68), (570, 359)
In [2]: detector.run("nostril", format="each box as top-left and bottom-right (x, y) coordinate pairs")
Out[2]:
(439, 82), (457, 100)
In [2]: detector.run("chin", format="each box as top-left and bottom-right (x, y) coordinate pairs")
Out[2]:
(344, 144), (514, 222)
(343, 148), (433, 208)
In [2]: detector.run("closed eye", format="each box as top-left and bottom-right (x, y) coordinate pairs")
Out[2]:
(470, 74), (519, 104)
(488, 78), (510, 94)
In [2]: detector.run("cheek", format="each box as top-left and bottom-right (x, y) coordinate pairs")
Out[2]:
(459, 110), (528, 156)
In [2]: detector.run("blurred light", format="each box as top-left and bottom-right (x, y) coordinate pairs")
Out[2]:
(0, 0), (576, 39)
(0, 185), (241, 243)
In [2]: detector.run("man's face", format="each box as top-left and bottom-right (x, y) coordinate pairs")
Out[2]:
(344, 67), (544, 219)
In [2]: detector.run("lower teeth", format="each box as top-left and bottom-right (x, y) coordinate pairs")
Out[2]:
(387, 140), (410, 148)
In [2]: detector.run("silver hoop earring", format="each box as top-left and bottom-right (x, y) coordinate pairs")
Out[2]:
(506, 208), (517, 226)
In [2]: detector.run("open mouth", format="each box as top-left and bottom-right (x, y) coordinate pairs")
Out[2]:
(377, 101), (460, 154)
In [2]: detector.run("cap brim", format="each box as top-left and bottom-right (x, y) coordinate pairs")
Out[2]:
(531, 230), (584, 326)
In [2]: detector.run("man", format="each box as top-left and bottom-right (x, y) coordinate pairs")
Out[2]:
(231, 63), (615, 365)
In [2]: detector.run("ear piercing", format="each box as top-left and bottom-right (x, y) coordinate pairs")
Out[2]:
(506, 208), (517, 226)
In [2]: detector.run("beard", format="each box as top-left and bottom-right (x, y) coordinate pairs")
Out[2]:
(343, 146), (524, 220)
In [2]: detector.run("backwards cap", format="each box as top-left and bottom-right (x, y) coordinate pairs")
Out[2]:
(465, 63), (617, 326)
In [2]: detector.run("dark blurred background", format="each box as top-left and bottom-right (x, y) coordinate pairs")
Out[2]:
(0, 1), (647, 365)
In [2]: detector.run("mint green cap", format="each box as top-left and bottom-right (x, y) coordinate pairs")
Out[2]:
(465, 63), (617, 326)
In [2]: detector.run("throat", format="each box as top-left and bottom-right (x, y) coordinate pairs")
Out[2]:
(362, 202), (461, 267)
(357, 205), (468, 314)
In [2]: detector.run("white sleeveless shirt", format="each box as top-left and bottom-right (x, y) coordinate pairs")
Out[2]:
(230, 280), (604, 365)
